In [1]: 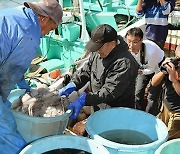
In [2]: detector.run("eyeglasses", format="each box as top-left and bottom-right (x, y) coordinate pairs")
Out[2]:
(127, 39), (141, 45)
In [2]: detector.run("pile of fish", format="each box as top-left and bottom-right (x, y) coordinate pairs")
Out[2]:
(11, 83), (70, 117)
(11, 79), (91, 119)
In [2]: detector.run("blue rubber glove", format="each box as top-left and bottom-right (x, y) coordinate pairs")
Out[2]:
(4, 100), (11, 108)
(67, 92), (87, 119)
(17, 79), (31, 92)
(58, 82), (76, 97)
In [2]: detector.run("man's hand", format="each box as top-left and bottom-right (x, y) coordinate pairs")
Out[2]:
(166, 62), (180, 95)
(67, 92), (87, 119)
(160, 57), (171, 74)
(58, 82), (76, 97)
(158, 0), (166, 6)
(166, 62), (177, 82)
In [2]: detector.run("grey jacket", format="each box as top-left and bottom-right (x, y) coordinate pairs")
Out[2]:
(72, 36), (139, 108)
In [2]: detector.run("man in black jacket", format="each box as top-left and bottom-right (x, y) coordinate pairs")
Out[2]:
(58, 24), (139, 119)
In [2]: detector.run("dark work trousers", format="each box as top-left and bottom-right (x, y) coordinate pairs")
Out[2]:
(135, 73), (163, 116)
(146, 82), (163, 116)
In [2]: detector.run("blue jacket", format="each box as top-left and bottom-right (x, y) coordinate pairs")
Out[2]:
(136, 0), (175, 42)
(0, 6), (41, 101)
(0, 6), (41, 153)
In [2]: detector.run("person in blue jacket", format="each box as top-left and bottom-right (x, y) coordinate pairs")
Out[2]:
(136, 0), (175, 49)
(0, 0), (63, 153)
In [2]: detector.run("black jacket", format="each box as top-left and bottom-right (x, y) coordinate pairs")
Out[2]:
(72, 36), (139, 108)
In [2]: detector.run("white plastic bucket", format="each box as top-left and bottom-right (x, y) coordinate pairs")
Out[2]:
(86, 107), (168, 154)
(20, 135), (110, 154)
(9, 89), (72, 143)
(11, 109), (72, 143)
(155, 138), (180, 154)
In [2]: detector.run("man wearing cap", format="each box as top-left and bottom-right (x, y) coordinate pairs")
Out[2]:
(58, 24), (139, 119)
(0, 0), (62, 153)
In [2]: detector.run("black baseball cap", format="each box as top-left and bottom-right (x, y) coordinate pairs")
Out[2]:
(85, 24), (117, 52)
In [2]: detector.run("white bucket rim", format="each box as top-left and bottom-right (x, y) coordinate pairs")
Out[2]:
(11, 109), (72, 122)
(155, 138), (180, 154)
(9, 88), (72, 122)
(86, 107), (168, 151)
(20, 135), (110, 154)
